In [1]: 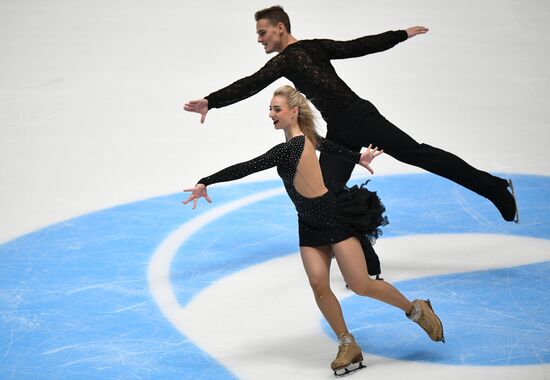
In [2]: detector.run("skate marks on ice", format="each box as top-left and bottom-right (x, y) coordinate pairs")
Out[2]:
(151, 174), (550, 379)
(180, 235), (550, 380)
(0, 181), (288, 380)
(335, 242), (550, 366)
(1, 174), (549, 379)
(147, 186), (286, 332)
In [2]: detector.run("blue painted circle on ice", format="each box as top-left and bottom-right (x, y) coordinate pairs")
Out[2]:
(319, 174), (550, 366)
(330, 260), (550, 365)
(0, 174), (549, 379)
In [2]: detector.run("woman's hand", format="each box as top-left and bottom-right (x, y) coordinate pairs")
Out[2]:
(359, 144), (384, 175)
(182, 183), (212, 209)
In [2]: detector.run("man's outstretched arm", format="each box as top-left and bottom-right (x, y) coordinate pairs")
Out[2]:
(319, 26), (428, 60)
(183, 54), (286, 124)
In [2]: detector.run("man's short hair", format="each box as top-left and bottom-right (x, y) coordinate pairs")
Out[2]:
(255, 5), (291, 33)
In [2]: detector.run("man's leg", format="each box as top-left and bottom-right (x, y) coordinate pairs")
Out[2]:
(319, 137), (383, 276)
(319, 152), (356, 195)
(332, 110), (517, 222)
(359, 236), (381, 277)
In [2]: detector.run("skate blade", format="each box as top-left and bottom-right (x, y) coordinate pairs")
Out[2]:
(333, 361), (365, 377)
(507, 179), (520, 224)
(426, 299), (445, 343)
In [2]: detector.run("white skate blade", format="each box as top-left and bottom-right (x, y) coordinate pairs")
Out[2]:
(507, 179), (520, 224)
(333, 361), (365, 377)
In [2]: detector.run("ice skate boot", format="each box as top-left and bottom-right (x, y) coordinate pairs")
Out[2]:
(487, 178), (519, 223)
(407, 299), (445, 343)
(506, 179), (520, 223)
(330, 332), (365, 377)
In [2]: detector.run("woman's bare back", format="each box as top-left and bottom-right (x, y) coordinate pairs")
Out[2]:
(294, 137), (329, 198)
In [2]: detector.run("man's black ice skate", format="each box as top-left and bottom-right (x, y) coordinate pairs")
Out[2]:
(507, 179), (520, 223)
(488, 178), (519, 223)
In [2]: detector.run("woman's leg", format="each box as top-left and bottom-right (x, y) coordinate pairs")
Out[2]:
(300, 245), (348, 336)
(332, 237), (412, 313)
(301, 245), (366, 374)
(332, 236), (445, 342)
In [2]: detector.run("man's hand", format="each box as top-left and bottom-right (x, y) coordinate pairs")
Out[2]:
(406, 26), (429, 38)
(359, 145), (384, 175)
(183, 98), (209, 124)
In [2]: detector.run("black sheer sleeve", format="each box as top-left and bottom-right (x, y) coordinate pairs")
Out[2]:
(198, 142), (288, 186)
(316, 136), (361, 163)
(205, 53), (287, 110)
(317, 30), (408, 59)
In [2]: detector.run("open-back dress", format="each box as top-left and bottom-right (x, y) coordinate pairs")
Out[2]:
(198, 135), (387, 247)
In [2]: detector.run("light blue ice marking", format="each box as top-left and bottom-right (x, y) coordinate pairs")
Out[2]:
(1, 174), (549, 379)
(321, 174), (550, 365)
(329, 261), (550, 365)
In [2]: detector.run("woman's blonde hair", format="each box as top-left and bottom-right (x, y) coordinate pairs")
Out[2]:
(273, 85), (319, 147)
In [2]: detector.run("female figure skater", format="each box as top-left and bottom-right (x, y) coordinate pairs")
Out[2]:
(183, 85), (444, 376)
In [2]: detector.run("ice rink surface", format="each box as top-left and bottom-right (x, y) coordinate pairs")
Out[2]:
(1, 1), (549, 379)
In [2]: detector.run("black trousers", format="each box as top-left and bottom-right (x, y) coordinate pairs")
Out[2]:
(319, 98), (507, 275)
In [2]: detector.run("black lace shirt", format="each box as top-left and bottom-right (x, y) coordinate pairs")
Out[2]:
(205, 30), (408, 120)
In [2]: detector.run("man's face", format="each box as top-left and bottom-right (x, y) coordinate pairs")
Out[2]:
(256, 19), (283, 54)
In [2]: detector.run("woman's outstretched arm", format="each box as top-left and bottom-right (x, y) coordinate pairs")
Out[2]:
(182, 142), (288, 209)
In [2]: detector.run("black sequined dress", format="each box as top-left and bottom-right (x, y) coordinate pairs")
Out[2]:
(198, 135), (387, 247)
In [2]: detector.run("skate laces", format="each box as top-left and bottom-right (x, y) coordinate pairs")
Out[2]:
(408, 301), (434, 334)
(408, 300), (439, 339)
(417, 315), (434, 335)
(407, 302), (422, 322)
(336, 333), (355, 357)
(338, 333), (354, 345)
(336, 342), (352, 359)
(406, 299), (444, 343)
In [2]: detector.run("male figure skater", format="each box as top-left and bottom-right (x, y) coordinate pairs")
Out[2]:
(184, 5), (518, 275)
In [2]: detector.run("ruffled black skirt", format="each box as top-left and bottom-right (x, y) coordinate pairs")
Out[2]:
(298, 180), (388, 247)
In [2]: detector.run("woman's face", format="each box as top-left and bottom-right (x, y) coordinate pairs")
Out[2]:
(269, 95), (296, 130)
